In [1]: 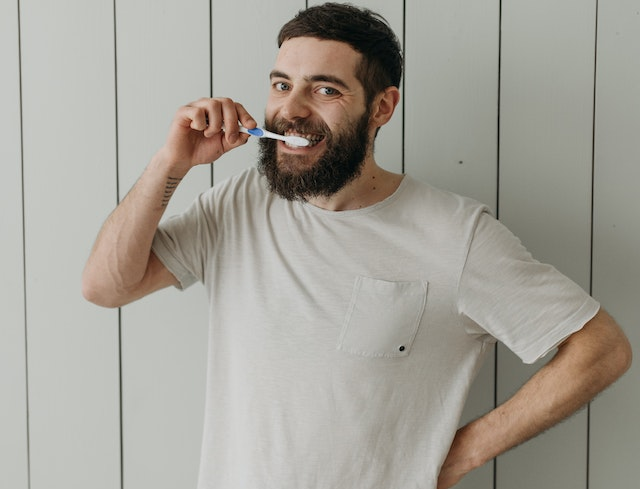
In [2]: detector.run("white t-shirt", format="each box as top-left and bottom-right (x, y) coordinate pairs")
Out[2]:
(152, 167), (599, 489)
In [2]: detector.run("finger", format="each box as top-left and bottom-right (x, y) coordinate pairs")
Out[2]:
(173, 104), (205, 132)
(218, 98), (242, 144)
(193, 98), (221, 138)
(235, 102), (258, 130)
(183, 98), (253, 149)
(177, 103), (209, 135)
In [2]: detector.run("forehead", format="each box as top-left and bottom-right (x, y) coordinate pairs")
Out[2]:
(273, 37), (362, 85)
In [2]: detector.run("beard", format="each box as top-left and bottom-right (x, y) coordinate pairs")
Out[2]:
(257, 109), (371, 201)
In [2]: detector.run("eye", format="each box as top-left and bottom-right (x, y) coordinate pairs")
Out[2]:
(273, 81), (290, 92)
(317, 86), (341, 96)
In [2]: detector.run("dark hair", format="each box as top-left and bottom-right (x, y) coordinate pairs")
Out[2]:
(278, 2), (403, 106)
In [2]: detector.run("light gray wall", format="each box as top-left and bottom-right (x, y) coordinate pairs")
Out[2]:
(1, 1), (637, 488)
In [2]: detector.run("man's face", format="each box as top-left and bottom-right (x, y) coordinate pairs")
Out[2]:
(258, 37), (373, 201)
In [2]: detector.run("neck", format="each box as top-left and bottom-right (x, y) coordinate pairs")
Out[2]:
(305, 158), (404, 211)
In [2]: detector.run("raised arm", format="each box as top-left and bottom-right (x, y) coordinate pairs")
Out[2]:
(82, 98), (256, 308)
(437, 308), (632, 489)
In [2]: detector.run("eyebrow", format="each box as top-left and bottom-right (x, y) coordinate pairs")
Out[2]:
(269, 70), (352, 91)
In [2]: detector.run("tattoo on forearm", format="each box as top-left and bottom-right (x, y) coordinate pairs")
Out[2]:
(162, 176), (182, 207)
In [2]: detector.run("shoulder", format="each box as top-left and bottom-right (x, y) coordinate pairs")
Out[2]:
(398, 175), (492, 227)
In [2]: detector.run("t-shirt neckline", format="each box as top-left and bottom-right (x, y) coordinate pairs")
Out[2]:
(297, 174), (411, 218)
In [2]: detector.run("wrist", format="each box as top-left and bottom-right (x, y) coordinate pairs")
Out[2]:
(451, 422), (490, 472)
(150, 147), (192, 180)
(134, 152), (188, 210)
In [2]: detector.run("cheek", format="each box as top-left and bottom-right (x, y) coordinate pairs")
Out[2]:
(333, 102), (368, 126)
(264, 95), (281, 120)
(264, 106), (276, 124)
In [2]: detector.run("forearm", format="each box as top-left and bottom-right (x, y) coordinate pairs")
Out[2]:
(441, 358), (586, 482)
(438, 309), (632, 488)
(479, 310), (629, 460)
(82, 97), (254, 307)
(82, 152), (185, 306)
(458, 349), (598, 470)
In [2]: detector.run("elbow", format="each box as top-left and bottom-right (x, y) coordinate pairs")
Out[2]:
(564, 309), (633, 389)
(81, 270), (126, 309)
(81, 285), (109, 309)
(598, 319), (633, 386)
(606, 312), (633, 380)
(614, 333), (633, 379)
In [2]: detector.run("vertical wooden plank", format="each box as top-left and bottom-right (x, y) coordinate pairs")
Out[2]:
(115, 0), (210, 488)
(307, 0), (404, 174)
(0, 1), (29, 488)
(497, 0), (596, 488)
(20, 1), (120, 488)
(211, 0), (307, 183)
(590, 1), (640, 487)
(405, 2), (500, 489)
(405, 0), (500, 211)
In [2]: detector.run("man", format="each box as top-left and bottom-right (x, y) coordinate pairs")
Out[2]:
(83, 3), (631, 488)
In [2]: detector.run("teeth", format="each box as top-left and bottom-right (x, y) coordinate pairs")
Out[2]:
(285, 132), (324, 148)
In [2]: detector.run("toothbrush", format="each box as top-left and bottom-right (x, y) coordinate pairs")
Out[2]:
(239, 126), (310, 147)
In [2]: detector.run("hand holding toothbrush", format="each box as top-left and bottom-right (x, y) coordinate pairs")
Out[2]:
(156, 97), (309, 178)
(154, 97), (258, 176)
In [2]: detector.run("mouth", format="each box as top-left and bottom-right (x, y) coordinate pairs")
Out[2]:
(284, 131), (325, 148)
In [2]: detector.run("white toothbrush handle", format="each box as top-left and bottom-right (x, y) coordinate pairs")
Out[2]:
(239, 126), (309, 147)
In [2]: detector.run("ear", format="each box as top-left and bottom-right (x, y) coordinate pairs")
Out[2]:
(370, 86), (401, 128)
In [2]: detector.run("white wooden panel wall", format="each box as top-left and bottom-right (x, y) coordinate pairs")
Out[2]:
(19, 1), (121, 488)
(2, 1), (638, 489)
(590, 1), (640, 487)
(406, 0), (500, 210)
(0, 1), (28, 488)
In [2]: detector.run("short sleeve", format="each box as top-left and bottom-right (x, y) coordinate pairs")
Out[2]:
(458, 211), (600, 364)
(151, 189), (218, 290)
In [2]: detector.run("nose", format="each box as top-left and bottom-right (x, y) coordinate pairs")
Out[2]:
(279, 90), (312, 121)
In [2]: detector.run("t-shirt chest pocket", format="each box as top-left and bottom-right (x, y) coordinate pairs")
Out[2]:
(337, 276), (428, 358)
